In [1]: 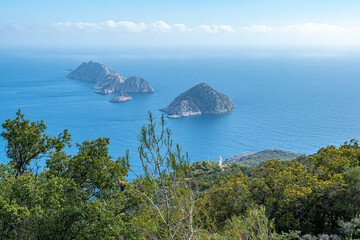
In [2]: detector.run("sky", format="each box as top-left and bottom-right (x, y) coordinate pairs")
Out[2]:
(1, 0), (360, 49)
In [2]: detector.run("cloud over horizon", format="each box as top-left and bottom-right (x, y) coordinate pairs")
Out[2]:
(244, 25), (273, 33)
(198, 25), (235, 33)
(284, 23), (346, 35)
(1, 20), (350, 35)
(0, 20), (359, 48)
(41, 20), (235, 34)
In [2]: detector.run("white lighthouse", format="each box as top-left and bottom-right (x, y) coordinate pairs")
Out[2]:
(219, 156), (226, 171)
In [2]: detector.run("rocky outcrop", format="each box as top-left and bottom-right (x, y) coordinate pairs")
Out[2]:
(67, 61), (125, 84)
(93, 78), (124, 92)
(121, 77), (154, 93)
(68, 61), (154, 94)
(109, 92), (133, 103)
(160, 83), (234, 119)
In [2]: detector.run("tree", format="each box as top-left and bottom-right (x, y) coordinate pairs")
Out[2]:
(305, 139), (360, 179)
(204, 172), (251, 227)
(0, 111), (131, 239)
(329, 166), (360, 228)
(46, 137), (130, 200)
(1, 109), (71, 177)
(249, 159), (344, 233)
(131, 112), (205, 239)
(219, 206), (299, 240)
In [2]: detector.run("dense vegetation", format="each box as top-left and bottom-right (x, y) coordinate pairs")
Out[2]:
(0, 110), (360, 239)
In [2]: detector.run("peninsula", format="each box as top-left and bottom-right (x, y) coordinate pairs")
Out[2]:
(225, 149), (305, 166)
(160, 83), (234, 119)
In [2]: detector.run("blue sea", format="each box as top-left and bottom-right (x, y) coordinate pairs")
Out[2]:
(1, 48), (360, 179)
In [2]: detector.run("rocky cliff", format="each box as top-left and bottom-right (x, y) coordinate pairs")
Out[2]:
(68, 61), (154, 93)
(160, 83), (234, 119)
(67, 61), (125, 84)
(121, 77), (155, 93)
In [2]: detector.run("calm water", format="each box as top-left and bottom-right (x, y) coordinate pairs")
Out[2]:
(1, 49), (360, 178)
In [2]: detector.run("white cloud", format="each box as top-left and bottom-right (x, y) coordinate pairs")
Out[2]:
(52, 22), (100, 32)
(103, 20), (116, 28)
(50, 20), (235, 34)
(47, 22), (348, 35)
(3, 20), (356, 49)
(102, 20), (146, 32)
(76, 22), (98, 29)
(198, 24), (234, 33)
(150, 20), (172, 32)
(52, 20), (163, 33)
(284, 23), (346, 35)
(244, 24), (273, 33)
(174, 23), (187, 32)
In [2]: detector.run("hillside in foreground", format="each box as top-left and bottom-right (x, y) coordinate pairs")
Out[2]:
(1, 110), (359, 240)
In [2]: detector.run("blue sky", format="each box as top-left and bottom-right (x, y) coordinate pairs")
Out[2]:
(1, 0), (360, 48)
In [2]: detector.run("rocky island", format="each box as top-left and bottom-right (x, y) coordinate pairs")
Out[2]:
(109, 92), (133, 103)
(160, 83), (234, 119)
(67, 61), (154, 94)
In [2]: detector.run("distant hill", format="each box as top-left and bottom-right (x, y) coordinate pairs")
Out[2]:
(225, 149), (305, 166)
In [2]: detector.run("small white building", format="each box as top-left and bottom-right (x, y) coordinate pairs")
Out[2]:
(218, 156), (226, 171)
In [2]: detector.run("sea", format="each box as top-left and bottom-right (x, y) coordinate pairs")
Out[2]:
(1, 48), (360, 179)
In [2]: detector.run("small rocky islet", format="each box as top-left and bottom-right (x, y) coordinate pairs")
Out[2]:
(160, 83), (235, 119)
(109, 92), (132, 103)
(67, 61), (154, 102)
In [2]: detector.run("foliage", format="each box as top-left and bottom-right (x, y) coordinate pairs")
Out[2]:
(190, 161), (254, 191)
(46, 137), (130, 200)
(1, 109), (71, 177)
(1, 110), (360, 239)
(249, 159), (344, 233)
(0, 168), (129, 239)
(0, 111), (130, 239)
(210, 206), (300, 240)
(204, 172), (251, 227)
(305, 139), (360, 178)
(328, 166), (360, 230)
(339, 214), (360, 240)
(220, 206), (279, 239)
(130, 112), (205, 239)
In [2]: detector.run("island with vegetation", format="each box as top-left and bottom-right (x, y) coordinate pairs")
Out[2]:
(160, 83), (235, 119)
(0, 110), (359, 239)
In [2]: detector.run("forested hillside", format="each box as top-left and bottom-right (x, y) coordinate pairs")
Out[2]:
(0, 110), (359, 239)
